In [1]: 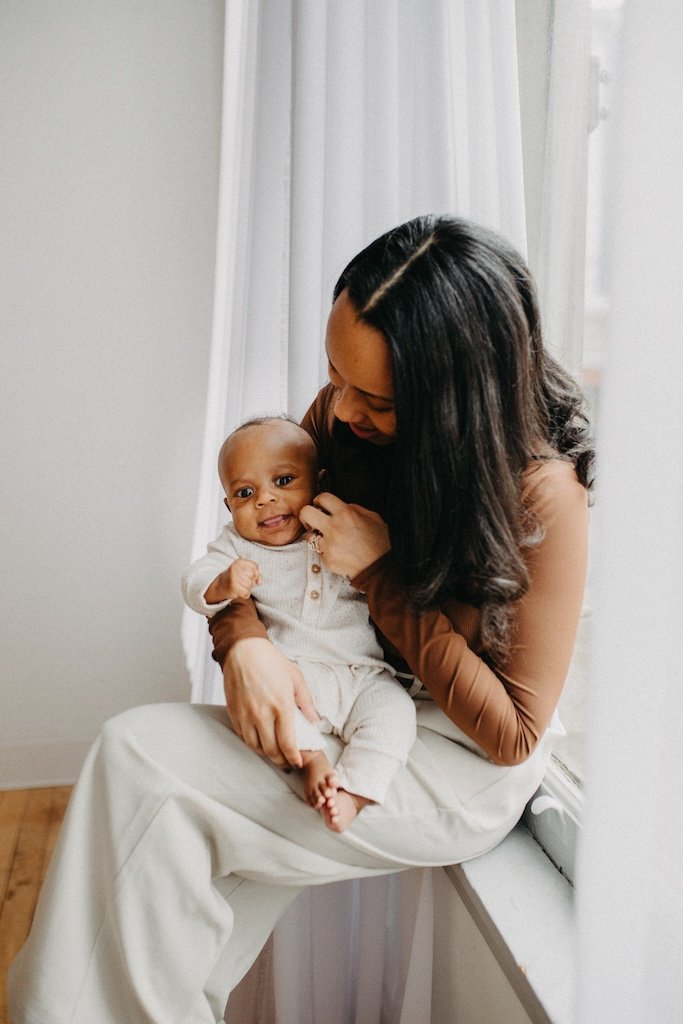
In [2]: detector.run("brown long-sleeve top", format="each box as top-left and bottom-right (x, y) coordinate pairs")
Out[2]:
(208, 384), (589, 766)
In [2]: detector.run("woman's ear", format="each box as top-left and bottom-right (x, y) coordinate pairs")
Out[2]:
(316, 468), (329, 494)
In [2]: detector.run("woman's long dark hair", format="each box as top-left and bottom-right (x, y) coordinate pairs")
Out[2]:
(334, 215), (594, 665)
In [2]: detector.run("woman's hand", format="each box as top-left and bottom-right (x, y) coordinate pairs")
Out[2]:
(223, 637), (319, 769)
(299, 493), (391, 579)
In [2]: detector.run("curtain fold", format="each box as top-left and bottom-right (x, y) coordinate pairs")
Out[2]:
(180, 0), (263, 704)
(575, 3), (683, 1020)
(225, 870), (438, 1024)
(182, 0), (529, 708)
(535, 0), (592, 375)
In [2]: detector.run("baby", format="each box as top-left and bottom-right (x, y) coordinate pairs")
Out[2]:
(182, 416), (416, 831)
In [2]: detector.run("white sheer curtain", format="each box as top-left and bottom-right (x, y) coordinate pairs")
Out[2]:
(575, 2), (683, 1021)
(181, 0), (527, 707)
(181, 2), (590, 1021)
(535, 0), (591, 376)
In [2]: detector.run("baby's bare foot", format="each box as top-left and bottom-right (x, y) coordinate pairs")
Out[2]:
(301, 751), (336, 810)
(323, 787), (372, 833)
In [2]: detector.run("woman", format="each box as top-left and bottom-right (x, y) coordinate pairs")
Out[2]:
(9, 216), (592, 1024)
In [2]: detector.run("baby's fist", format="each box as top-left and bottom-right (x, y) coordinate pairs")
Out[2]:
(227, 558), (262, 600)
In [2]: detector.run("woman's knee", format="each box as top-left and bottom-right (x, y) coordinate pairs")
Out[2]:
(101, 702), (224, 741)
(95, 702), (240, 795)
(100, 702), (168, 743)
(96, 703), (201, 769)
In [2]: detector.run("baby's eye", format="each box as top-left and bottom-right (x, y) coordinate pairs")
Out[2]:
(235, 486), (254, 499)
(275, 475), (294, 487)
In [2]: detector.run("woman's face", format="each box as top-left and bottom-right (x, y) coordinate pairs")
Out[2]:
(325, 290), (397, 445)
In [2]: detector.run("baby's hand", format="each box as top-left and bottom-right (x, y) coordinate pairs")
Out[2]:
(225, 558), (262, 600)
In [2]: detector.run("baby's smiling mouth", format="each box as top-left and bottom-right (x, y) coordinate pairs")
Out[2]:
(258, 514), (292, 529)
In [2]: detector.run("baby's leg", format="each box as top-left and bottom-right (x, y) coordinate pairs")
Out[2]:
(323, 668), (417, 832)
(292, 697), (335, 812)
(292, 703), (360, 826)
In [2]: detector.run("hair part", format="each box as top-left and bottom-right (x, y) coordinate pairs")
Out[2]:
(334, 215), (595, 666)
(363, 232), (437, 312)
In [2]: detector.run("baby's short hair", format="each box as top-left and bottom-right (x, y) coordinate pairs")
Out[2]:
(218, 414), (319, 488)
(230, 413), (301, 437)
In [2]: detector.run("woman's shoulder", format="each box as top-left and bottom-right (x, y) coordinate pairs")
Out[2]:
(301, 382), (339, 443)
(521, 457), (588, 521)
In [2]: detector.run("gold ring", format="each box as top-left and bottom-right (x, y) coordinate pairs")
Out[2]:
(309, 532), (323, 555)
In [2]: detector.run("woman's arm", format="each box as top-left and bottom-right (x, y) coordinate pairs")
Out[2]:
(207, 604), (319, 769)
(184, 532), (305, 766)
(207, 596), (269, 664)
(355, 461), (589, 765)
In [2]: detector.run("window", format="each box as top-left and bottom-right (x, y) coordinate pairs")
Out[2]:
(525, 0), (624, 881)
(551, 0), (623, 786)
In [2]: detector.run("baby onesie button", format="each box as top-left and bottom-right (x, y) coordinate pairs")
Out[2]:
(310, 590), (320, 600)
(311, 563), (321, 574)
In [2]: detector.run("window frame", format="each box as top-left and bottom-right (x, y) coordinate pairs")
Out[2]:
(514, 0), (620, 881)
(523, 755), (583, 884)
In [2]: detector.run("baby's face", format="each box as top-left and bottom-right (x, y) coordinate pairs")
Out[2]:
(220, 422), (317, 546)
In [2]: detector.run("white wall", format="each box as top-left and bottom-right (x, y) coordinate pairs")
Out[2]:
(0, 0), (224, 786)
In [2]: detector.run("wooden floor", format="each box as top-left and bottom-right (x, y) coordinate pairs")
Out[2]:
(0, 786), (72, 1024)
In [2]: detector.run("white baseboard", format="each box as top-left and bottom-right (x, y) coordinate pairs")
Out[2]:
(0, 740), (90, 789)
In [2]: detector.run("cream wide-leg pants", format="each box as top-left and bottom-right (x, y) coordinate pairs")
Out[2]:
(8, 701), (553, 1024)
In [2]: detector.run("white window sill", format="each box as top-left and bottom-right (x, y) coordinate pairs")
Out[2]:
(444, 821), (575, 1024)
